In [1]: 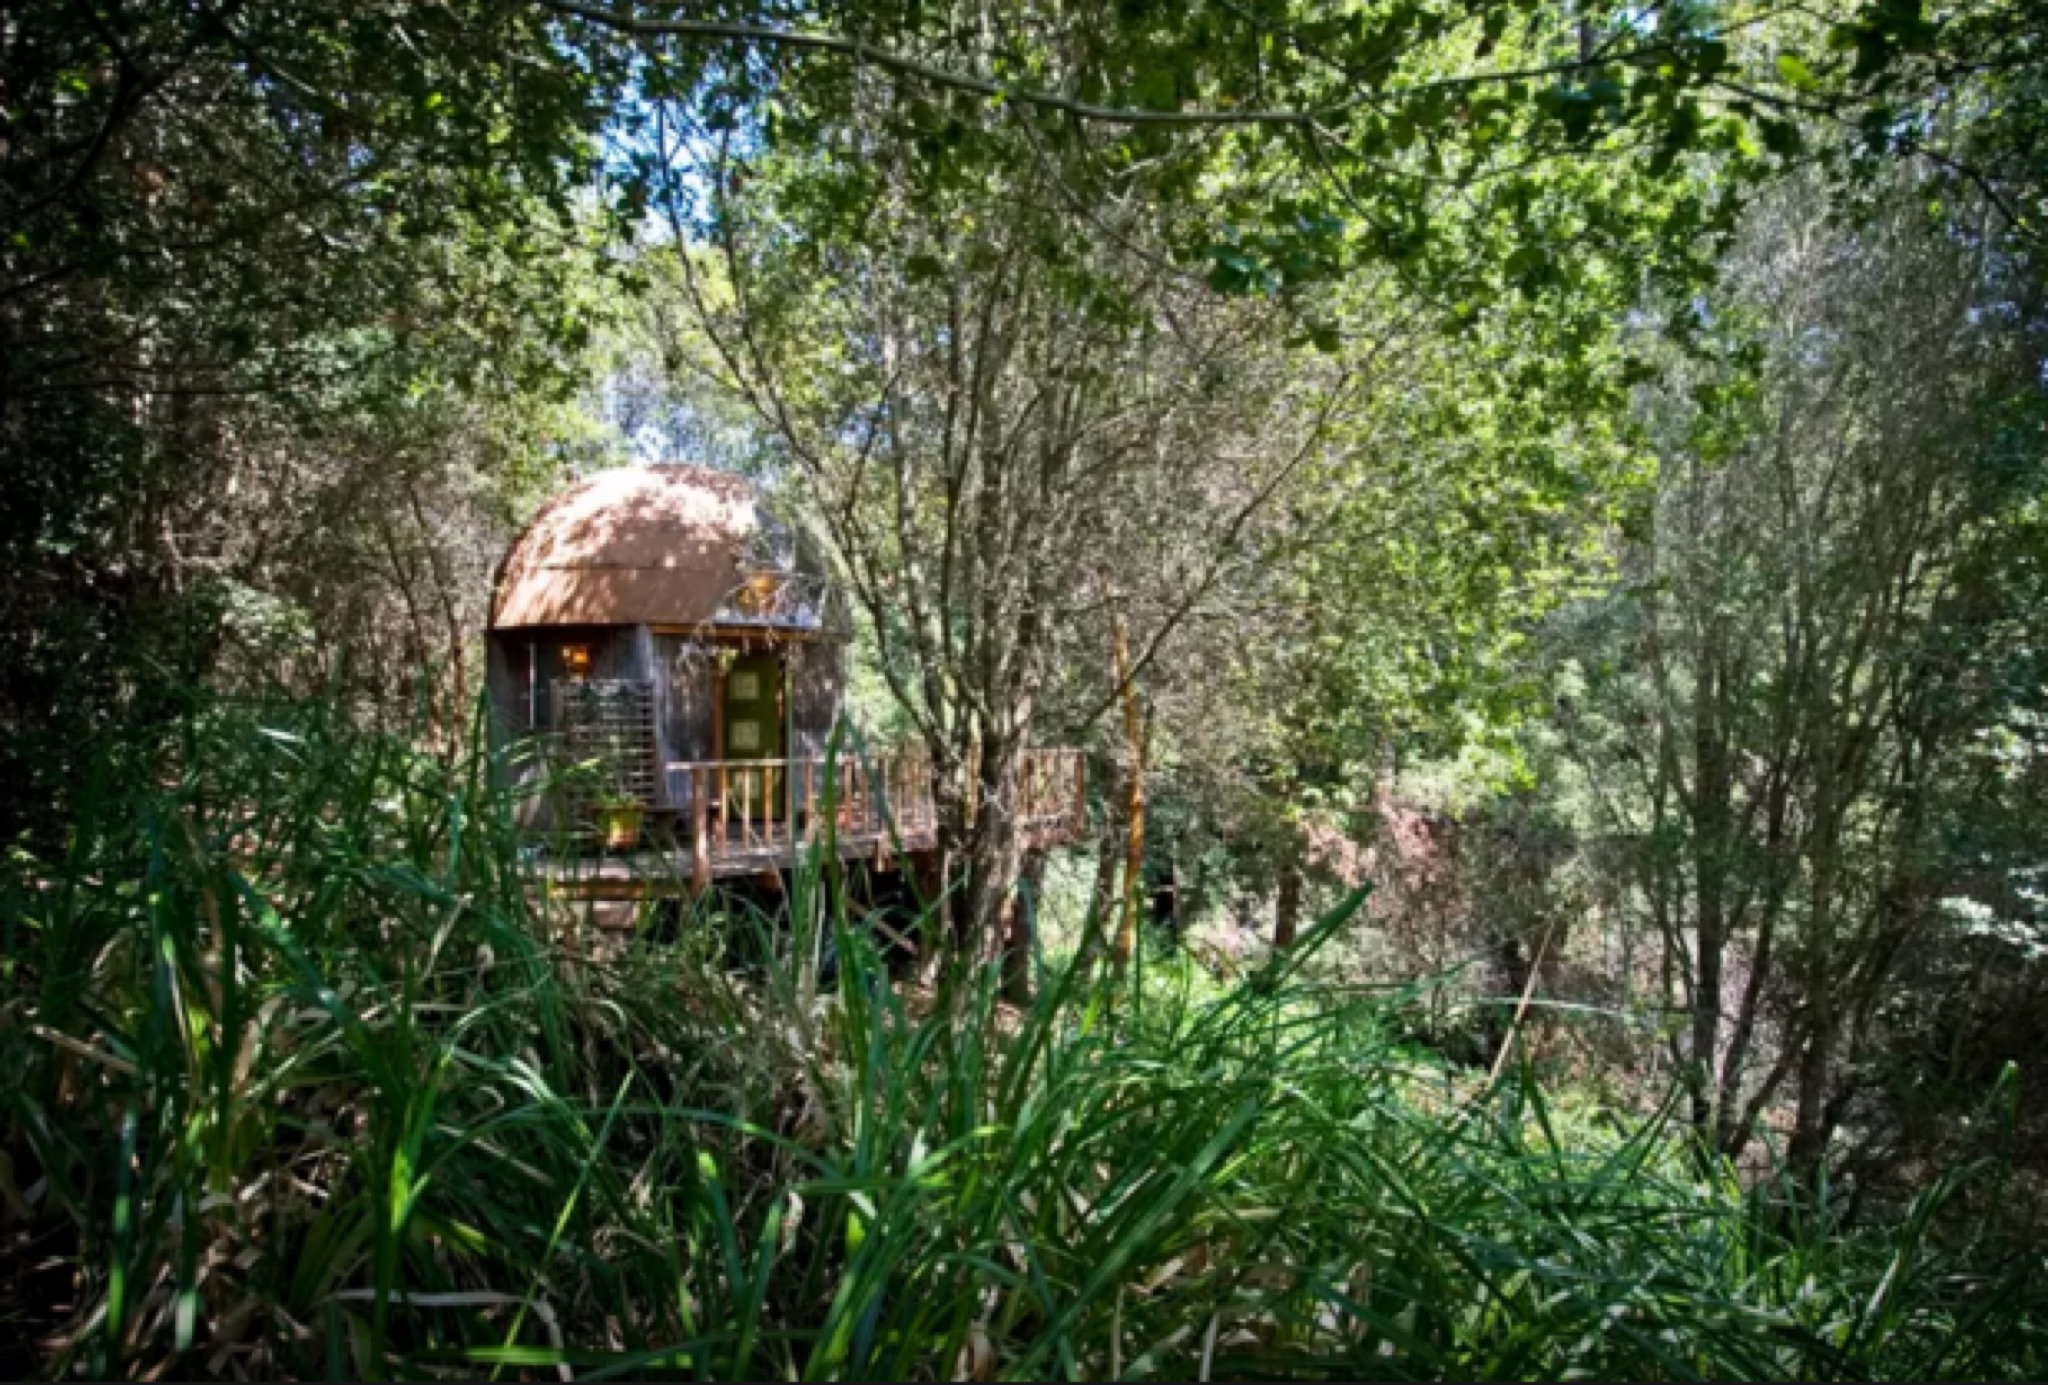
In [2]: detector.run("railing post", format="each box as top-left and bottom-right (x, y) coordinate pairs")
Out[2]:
(718, 761), (730, 854)
(692, 765), (710, 894)
(876, 753), (891, 871)
(665, 748), (1080, 881)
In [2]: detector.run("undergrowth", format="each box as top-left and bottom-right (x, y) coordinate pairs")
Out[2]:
(1, 698), (2041, 1379)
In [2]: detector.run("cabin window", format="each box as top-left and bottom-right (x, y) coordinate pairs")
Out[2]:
(562, 643), (593, 681)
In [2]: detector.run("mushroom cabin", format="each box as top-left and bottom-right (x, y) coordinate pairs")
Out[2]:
(486, 465), (1085, 892)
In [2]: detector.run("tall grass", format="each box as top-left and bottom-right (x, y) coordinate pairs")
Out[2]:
(2, 697), (2042, 1379)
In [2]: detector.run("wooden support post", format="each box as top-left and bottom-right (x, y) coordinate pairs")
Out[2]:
(1274, 862), (1301, 950)
(691, 766), (710, 895)
(711, 659), (726, 761)
(876, 755), (891, 869)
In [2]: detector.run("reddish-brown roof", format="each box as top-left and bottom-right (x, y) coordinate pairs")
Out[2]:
(489, 465), (762, 630)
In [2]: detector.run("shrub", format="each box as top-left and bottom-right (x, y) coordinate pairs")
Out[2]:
(2, 699), (2041, 1378)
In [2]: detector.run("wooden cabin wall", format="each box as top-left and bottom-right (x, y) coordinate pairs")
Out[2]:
(484, 636), (523, 744)
(654, 634), (716, 810)
(790, 640), (847, 758)
(485, 631), (552, 831)
(590, 626), (648, 682)
(487, 628), (850, 833)
(485, 625), (649, 831)
(485, 626), (644, 732)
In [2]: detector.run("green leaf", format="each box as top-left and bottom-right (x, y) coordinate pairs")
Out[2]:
(1775, 53), (1817, 90)
(1849, 26), (1893, 78)
(1760, 117), (1804, 158)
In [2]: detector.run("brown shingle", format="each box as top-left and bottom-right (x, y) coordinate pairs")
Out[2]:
(489, 465), (760, 629)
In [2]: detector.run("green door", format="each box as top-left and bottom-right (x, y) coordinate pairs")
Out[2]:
(722, 652), (784, 820)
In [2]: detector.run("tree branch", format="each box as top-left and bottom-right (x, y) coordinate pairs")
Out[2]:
(541, 0), (1334, 126)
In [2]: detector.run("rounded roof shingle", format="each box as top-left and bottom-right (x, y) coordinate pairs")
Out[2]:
(490, 465), (775, 631)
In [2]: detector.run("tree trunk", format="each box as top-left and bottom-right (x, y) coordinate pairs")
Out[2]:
(918, 742), (974, 985)
(959, 733), (1024, 963)
(405, 476), (469, 754)
(1003, 848), (1046, 1005)
(1073, 780), (1122, 976)
(1690, 627), (1732, 1142)
(1789, 1020), (1835, 1179)
(1789, 768), (1841, 1181)
(1274, 862), (1302, 949)
(1717, 774), (1792, 1158)
(1108, 594), (1146, 967)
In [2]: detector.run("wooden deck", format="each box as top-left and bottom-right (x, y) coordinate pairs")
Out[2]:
(535, 747), (1086, 898)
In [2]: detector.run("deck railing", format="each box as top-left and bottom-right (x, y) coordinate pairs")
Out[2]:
(663, 747), (1087, 889)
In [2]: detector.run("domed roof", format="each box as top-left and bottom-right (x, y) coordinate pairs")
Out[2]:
(490, 465), (832, 633)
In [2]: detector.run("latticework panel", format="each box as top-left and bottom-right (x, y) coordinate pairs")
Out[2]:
(553, 679), (659, 816)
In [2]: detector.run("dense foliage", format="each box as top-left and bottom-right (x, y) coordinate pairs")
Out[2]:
(6, 0), (2048, 1377)
(0, 2), (631, 838)
(4, 709), (2043, 1378)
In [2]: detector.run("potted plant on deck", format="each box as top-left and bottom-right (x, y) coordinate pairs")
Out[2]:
(592, 792), (645, 851)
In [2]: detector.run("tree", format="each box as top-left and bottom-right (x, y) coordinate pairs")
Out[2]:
(648, 95), (1360, 953)
(1554, 177), (2048, 1167)
(0, 2), (629, 832)
(609, 0), (1733, 968)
